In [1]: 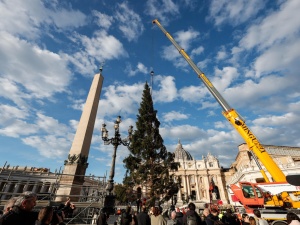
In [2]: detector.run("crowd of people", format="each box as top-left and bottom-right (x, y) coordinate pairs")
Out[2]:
(0, 191), (75, 225)
(95, 202), (300, 225)
(1, 192), (300, 225)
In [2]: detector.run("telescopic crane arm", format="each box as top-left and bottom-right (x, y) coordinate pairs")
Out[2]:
(152, 19), (286, 183)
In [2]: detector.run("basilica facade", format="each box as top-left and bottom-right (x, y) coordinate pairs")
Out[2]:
(171, 140), (229, 207)
(165, 141), (300, 208)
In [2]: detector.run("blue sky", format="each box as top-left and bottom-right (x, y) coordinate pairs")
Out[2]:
(1, 0), (300, 183)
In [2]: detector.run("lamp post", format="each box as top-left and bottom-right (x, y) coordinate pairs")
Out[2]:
(101, 116), (133, 195)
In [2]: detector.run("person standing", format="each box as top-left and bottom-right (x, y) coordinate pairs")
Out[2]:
(200, 208), (210, 225)
(175, 208), (184, 225)
(0, 197), (18, 216)
(35, 206), (65, 225)
(150, 206), (166, 225)
(221, 209), (239, 225)
(249, 216), (256, 225)
(253, 209), (268, 225)
(121, 206), (132, 225)
(96, 208), (108, 225)
(136, 206), (150, 225)
(0, 191), (38, 225)
(167, 211), (180, 225)
(182, 203), (202, 225)
(205, 208), (221, 225)
(241, 214), (250, 225)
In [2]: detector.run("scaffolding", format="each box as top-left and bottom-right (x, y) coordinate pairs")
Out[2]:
(0, 164), (107, 224)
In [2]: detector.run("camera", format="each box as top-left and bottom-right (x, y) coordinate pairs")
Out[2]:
(51, 204), (69, 224)
(54, 209), (63, 217)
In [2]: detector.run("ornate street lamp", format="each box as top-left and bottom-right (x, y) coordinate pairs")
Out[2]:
(101, 116), (133, 213)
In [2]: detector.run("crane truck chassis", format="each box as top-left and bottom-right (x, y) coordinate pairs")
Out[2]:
(152, 19), (300, 224)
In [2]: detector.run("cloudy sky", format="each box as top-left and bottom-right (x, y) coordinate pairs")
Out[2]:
(0, 0), (300, 183)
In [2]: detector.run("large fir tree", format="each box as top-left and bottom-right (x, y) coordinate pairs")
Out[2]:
(123, 82), (180, 206)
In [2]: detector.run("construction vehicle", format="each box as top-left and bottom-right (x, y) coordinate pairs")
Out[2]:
(152, 19), (300, 224)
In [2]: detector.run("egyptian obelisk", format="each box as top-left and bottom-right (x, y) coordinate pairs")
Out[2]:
(56, 70), (104, 201)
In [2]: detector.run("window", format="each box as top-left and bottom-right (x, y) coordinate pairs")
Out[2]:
(242, 186), (255, 198)
(209, 162), (214, 167)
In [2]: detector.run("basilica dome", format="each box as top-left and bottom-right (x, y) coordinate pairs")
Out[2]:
(174, 139), (193, 161)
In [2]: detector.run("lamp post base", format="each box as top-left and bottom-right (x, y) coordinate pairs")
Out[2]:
(104, 194), (116, 215)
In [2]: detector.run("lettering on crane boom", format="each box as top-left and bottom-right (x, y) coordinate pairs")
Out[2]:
(241, 123), (265, 153)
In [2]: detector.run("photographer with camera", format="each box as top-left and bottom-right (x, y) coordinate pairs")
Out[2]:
(35, 206), (65, 225)
(36, 206), (65, 225)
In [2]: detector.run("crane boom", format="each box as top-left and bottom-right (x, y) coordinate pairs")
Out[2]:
(152, 19), (286, 183)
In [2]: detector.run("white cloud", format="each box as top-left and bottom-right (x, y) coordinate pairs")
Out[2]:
(22, 135), (70, 158)
(36, 113), (69, 136)
(145, 0), (180, 25)
(212, 66), (239, 92)
(239, 0), (300, 51)
(115, 2), (144, 42)
(0, 32), (71, 105)
(254, 38), (300, 77)
(208, 0), (266, 26)
(162, 28), (200, 70)
(153, 75), (177, 103)
(191, 46), (204, 56)
(98, 83), (144, 117)
(93, 11), (114, 30)
(161, 124), (205, 141)
(0, 105), (28, 122)
(126, 62), (149, 77)
(0, 0), (86, 40)
(65, 31), (128, 75)
(215, 46), (227, 61)
(162, 111), (189, 122)
(0, 119), (38, 138)
(179, 85), (209, 103)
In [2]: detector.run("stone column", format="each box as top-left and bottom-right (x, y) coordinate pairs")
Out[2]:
(177, 175), (182, 202)
(40, 183), (49, 193)
(56, 73), (104, 202)
(195, 175), (200, 201)
(183, 175), (187, 201)
(186, 175), (191, 197)
(13, 182), (23, 194)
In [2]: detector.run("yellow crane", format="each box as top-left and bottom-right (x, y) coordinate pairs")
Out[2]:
(152, 19), (285, 183)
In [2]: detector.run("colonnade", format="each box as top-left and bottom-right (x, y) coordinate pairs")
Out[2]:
(0, 180), (56, 200)
(175, 173), (228, 204)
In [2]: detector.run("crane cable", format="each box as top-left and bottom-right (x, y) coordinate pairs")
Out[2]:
(150, 21), (156, 96)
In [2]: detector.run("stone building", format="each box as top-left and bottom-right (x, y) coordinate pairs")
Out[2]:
(171, 140), (229, 207)
(165, 142), (300, 208)
(226, 143), (300, 186)
(0, 162), (106, 213)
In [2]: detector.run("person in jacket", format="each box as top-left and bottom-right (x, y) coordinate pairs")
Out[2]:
(96, 208), (108, 225)
(182, 202), (202, 225)
(121, 206), (132, 225)
(205, 208), (220, 225)
(167, 211), (180, 225)
(241, 213), (250, 225)
(150, 206), (166, 225)
(0, 191), (38, 225)
(221, 209), (239, 225)
(249, 216), (256, 225)
(175, 208), (184, 225)
(137, 205), (150, 225)
(253, 209), (268, 225)
(200, 208), (210, 224)
(36, 206), (65, 225)
(286, 212), (300, 225)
